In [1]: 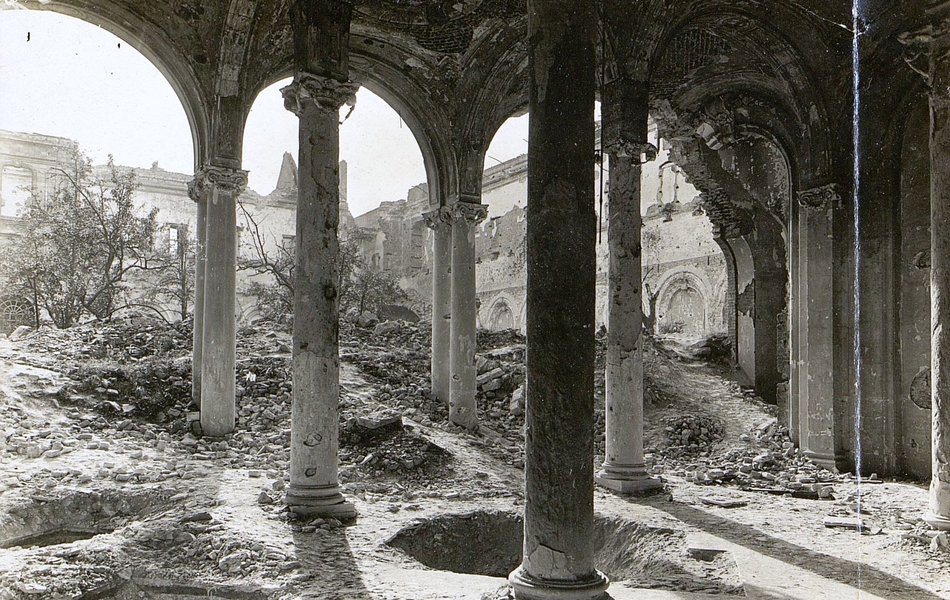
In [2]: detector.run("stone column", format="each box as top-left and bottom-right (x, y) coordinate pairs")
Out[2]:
(199, 166), (246, 437)
(928, 25), (950, 530)
(449, 201), (487, 431)
(595, 79), (662, 494)
(282, 73), (358, 519)
(187, 173), (208, 408)
(794, 185), (838, 469)
(424, 207), (453, 404)
(508, 0), (608, 597)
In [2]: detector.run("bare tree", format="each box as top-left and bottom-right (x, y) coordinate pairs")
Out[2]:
(236, 202), (407, 322)
(146, 224), (195, 322)
(0, 151), (166, 328)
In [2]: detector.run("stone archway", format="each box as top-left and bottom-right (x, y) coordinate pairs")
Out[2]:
(655, 271), (709, 338)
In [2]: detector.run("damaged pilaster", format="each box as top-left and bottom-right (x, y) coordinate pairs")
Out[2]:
(792, 184), (839, 469)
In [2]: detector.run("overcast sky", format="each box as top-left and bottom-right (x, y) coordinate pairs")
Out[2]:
(0, 9), (529, 217)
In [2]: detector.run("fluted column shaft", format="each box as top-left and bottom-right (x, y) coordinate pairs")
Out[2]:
(449, 202), (487, 430)
(596, 79), (661, 493)
(283, 73), (358, 519)
(424, 207), (453, 404)
(199, 166), (246, 437)
(509, 0), (608, 597)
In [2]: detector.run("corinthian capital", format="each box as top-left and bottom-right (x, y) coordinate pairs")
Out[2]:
(797, 184), (840, 211)
(450, 202), (488, 224)
(282, 72), (359, 117)
(190, 165), (249, 198)
(604, 139), (658, 162)
(422, 207), (453, 230)
(187, 174), (205, 203)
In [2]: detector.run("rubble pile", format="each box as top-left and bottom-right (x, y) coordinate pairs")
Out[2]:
(660, 414), (727, 457)
(12, 317), (192, 369)
(658, 420), (840, 498)
(2, 318), (862, 505)
(342, 321), (435, 422)
(339, 412), (451, 484)
(69, 360), (191, 421)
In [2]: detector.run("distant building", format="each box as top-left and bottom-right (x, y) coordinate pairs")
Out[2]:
(0, 127), (726, 339)
(354, 124), (728, 337)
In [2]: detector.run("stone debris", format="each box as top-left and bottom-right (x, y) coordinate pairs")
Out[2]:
(662, 414), (727, 456)
(1, 317), (945, 597)
(8, 326), (33, 342)
(823, 516), (866, 531)
(700, 497), (747, 508)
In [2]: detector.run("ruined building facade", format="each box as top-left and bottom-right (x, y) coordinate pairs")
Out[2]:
(2, 128), (729, 347)
(356, 136), (728, 343)
(3, 0), (950, 597)
(0, 129), (357, 327)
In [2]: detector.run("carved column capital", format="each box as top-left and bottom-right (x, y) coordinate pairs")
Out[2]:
(450, 202), (488, 225)
(604, 139), (658, 162)
(281, 72), (359, 117)
(422, 207), (453, 229)
(797, 184), (841, 211)
(189, 166), (248, 200)
(187, 174), (205, 203)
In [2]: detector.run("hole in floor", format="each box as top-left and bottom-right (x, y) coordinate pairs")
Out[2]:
(2, 528), (103, 549)
(75, 577), (278, 600)
(0, 489), (170, 549)
(386, 510), (522, 577)
(386, 510), (744, 595)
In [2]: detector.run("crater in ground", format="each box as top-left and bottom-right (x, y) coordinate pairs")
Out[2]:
(386, 510), (744, 595)
(0, 488), (170, 549)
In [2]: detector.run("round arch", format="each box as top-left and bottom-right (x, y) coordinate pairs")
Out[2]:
(646, 7), (837, 192)
(249, 37), (457, 211)
(479, 291), (523, 332)
(653, 268), (713, 337)
(14, 4), (209, 171)
(488, 299), (515, 331)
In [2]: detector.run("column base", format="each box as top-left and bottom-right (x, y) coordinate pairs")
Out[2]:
(595, 468), (664, 494)
(924, 512), (950, 531)
(508, 566), (609, 600)
(286, 484), (357, 520)
(802, 449), (838, 472)
(200, 415), (234, 438)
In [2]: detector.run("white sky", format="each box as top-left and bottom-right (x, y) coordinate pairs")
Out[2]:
(0, 9), (530, 217)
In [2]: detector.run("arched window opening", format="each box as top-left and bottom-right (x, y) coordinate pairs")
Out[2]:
(489, 300), (515, 331)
